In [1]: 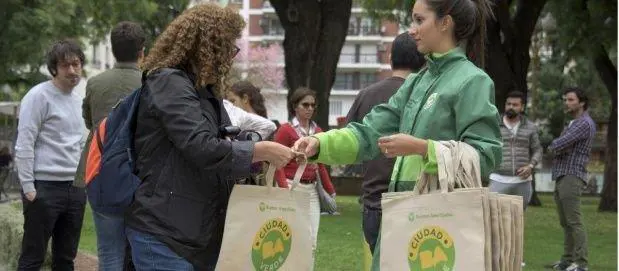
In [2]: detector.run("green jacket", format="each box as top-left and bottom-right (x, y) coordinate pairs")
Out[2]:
(313, 48), (502, 191)
(73, 62), (142, 187)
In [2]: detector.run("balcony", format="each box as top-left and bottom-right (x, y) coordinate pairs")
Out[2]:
(347, 23), (382, 42)
(263, 26), (285, 36)
(339, 53), (378, 64)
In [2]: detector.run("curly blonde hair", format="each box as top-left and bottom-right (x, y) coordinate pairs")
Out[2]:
(141, 3), (245, 97)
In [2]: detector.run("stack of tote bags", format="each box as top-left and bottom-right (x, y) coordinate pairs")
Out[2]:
(217, 157), (314, 271)
(380, 141), (524, 271)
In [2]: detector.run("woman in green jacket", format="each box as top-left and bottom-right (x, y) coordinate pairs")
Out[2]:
(295, 0), (502, 268)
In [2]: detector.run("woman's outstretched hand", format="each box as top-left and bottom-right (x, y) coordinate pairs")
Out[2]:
(293, 136), (320, 158)
(377, 133), (428, 158)
(253, 141), (295, 168)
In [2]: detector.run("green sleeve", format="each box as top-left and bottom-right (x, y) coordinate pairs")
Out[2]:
(454, 74), (503, 179)
(313, 128), (359, 165)
(423, 140), (438, 175)
(313, 74), (418, 165)
(347, 74), (417, 162)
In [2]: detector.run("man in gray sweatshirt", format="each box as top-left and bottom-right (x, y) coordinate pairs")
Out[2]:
(15, 40), (87, 270)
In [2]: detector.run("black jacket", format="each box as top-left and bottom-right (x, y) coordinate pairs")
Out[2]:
(125, 68), (254, 270)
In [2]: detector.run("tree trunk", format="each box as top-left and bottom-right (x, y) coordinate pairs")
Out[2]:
(592, 44), (618, 212)
(270, 0), (352, 129)
(485, 0), (547, 111)
(486, 0), (547, 206)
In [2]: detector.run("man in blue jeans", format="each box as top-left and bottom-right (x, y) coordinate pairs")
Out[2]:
(74, 21), (146, 271)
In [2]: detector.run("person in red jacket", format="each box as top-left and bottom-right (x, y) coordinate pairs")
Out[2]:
(274, 87), (336, 257)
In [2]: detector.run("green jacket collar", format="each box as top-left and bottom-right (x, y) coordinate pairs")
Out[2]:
(425, 47), (467, 74)
(114, 62), (139, 70)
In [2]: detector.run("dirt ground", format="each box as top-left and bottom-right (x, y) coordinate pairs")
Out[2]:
(74, 252), (98, 271)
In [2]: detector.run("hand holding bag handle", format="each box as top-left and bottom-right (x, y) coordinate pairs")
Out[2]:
(264, 152), (308, 191)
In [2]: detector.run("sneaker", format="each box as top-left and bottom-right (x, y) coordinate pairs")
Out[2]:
(522, 262), (526, 267)
(565, 263), (588, 271)
(549, 261), (572, 270)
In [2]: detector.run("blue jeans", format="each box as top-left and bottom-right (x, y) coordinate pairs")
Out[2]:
(362, 207), (382, 254)
(92, 211), (128, 271)
(126, 227), (194, 271)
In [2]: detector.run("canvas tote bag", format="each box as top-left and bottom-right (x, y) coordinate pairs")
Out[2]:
(216, 159), (313, 271)
(379, 141), (489, 271)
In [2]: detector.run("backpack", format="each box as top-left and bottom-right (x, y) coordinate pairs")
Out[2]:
(84, 78), (145, 215)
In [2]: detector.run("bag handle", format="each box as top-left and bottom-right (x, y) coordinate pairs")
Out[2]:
(413, 142), (453, 195)
(264, 152), (307, 191)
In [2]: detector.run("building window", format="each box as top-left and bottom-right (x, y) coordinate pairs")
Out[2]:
(261, 18), (284, 35)
(329, 100), (343, 116)
(359, 45), (378, 63)
(333, 73), (354, 89)
(348, 17), (359, 35)
(360, 18), (380, 35)
(339, 45), (356, 63)
(360, 73), (377, 88)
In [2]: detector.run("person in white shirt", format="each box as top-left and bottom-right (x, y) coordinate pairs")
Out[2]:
(223, 99), (275, 140)
(226, 81), (276, 139)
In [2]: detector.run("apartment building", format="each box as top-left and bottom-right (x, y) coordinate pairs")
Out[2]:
(86, 0), (401, 126)
(194, 0), (400, 125)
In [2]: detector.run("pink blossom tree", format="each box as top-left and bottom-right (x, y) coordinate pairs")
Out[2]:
(230, 40), (285, 91)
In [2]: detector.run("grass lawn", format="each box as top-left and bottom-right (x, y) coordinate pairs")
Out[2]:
(78, 194), (617, 271)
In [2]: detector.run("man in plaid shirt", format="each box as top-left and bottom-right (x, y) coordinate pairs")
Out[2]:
(548, 87), (596, 271)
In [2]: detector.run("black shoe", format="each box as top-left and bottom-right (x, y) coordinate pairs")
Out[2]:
(547, 260), (572, 270)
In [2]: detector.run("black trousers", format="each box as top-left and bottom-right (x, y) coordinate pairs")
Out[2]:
(18, 181), (86, 271)
(362, 206), (382, 254)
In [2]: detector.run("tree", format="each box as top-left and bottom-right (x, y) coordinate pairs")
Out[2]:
(0, 0), (188, 97)
(229, 41), (285, 113)
(269, 0), (352, 128)
(230, 42), (285, 91)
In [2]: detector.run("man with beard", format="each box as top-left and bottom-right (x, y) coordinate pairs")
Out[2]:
(548, 87), (595, 271)
(489, 91), (542, 209)
(15, 39), (87, 270)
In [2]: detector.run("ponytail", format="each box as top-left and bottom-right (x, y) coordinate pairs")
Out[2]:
(467, 0), (494, 68)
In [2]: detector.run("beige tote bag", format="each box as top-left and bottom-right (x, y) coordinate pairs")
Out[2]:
(380, 141), (489, 270)
(216, 160), (313, 271)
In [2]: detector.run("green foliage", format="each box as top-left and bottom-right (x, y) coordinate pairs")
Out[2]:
(546, 0), (617, 58)
(360, 0), (413, 26)
(0, 0), (189, 99)
(529, 4), (614, 142)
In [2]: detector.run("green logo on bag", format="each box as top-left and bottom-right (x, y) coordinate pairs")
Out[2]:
(259, 202), (267, 212)
(408, 226), (455, 271)
(408, 213), (416, 222)
(251, 218), (292, 271)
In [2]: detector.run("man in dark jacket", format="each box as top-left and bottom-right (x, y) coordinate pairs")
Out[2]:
(489, 91), (543, 210)
(345, 32), (425, 254)
(74, 21), (145, 271)
(124, 4), (295, 270)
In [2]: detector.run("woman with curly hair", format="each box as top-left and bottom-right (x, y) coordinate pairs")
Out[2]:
(124, 4), (296, 270)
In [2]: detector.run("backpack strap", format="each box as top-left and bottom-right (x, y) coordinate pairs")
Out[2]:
(95, 126), (104, 152)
